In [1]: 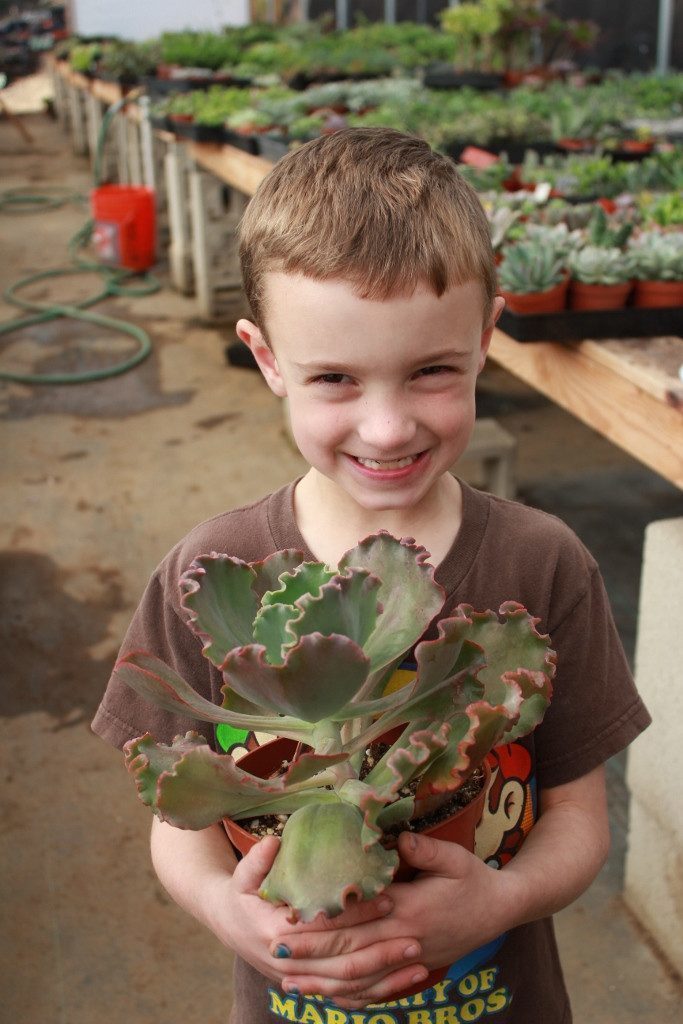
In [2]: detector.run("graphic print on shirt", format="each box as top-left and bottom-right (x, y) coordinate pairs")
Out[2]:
(218, 659), (536, 1022)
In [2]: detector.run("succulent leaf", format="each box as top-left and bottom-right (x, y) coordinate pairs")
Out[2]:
(181, 555), (258, 665)
(124, 731), (206, 809)
(416, 694), (522, 799)
(261, 562), (336, 607)
(501, 667), (553, 743)
(287, 569), (382, 653)
(356, 620), (485, 736)
(358, 725), (451, 845)
(114, 651), (290, 729)
(221, 634), (370, 722)
(125, 734), (340, 829)
(456, 602), (556, 703)
(249, 549), (307, 601)
(338, 533), (444, 678)
(259, 803), (399, 922)
(252, 602), (299, 664)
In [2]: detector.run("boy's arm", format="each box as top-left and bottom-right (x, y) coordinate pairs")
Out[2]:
(149, 817), (429, 997)
(274, 765), (610, 1007)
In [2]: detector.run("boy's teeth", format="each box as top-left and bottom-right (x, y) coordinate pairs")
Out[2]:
(356, 455), (417, 469)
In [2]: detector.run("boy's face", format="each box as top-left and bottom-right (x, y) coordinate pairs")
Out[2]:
(237, 274), (503, 516)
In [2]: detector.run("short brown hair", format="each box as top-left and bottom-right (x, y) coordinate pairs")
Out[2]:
(239, 127), (496, 330)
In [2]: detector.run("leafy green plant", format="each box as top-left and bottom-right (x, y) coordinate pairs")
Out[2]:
(587, 205), (634, 249)
(440, 0), (508, 72)
(568, 245), (633, 284)
(498, 240), (567, 294)
(628, 231), (683, 281)
(639, 191), (683, 228)
(486, 203), (524, 252)
(117, 533), (554, 922)
(69, 42), (101, 74)
(98, 40), (160, 80)
(523, 222), (583, 257)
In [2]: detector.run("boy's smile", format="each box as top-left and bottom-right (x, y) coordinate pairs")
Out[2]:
(237, 274), (503, 556)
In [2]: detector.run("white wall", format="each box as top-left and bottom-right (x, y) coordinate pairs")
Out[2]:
(625, 517), (683, 978)
(71, 0), (250, 41)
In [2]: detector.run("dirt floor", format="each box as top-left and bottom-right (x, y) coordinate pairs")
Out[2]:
(1, 112), (682, 1024)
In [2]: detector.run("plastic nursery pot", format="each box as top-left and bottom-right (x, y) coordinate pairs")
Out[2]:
(223, 737), (299, 856)
(222, 736), (491, 1001)
(633, 279), (683, 309)
(569, 279), (633, 311)
(499, 276), (569, 315)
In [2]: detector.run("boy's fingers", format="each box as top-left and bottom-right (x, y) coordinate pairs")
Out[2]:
(272, 916), (396, 960)
(273, 934), (421, 976)
(282, 959), (429, 1006)
(231, 835), (281, 895)
(397, 830), (470, 877)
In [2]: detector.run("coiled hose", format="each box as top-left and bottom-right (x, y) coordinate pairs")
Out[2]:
(0, 95), (159, 384)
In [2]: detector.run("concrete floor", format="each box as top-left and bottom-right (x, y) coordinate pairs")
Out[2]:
(1, 115), (682, 1023)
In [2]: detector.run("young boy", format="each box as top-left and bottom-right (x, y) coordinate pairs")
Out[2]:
(92, 128), (650, 1023)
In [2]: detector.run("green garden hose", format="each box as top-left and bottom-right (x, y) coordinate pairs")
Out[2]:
(0, 93), (160, 384)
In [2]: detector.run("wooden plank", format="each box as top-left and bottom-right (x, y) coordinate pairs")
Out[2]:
(91, 78), (123, 106)
(489, 329), (683, 489)
(189, 142), (271, 197)
(583, 336), (683, 409)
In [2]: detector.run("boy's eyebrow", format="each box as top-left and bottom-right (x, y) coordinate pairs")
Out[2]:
(294, 347), (472, 374)
(293, 360), (352, 373)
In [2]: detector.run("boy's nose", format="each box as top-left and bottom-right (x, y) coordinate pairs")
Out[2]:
(356, 401), (417, 452)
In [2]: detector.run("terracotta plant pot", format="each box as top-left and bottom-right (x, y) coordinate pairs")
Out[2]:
(557, 137), (595, 153)
(499, 276), (569, 315)
(633, 279), (683, 309)
(223, 735), (491, 999)
(569, 279), (633, 310)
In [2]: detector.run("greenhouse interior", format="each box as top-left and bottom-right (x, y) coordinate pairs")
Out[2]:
(1, 2), (682, 1023)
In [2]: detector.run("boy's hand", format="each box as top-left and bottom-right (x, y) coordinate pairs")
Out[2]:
(275, 833), (510, 1009)
(276, 767), (611, 1008)
(223, 837), (427, 999)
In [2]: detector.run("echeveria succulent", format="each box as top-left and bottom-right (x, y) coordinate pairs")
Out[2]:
(118, 533), (555, 922)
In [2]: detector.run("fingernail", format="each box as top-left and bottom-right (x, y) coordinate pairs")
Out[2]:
(412, 970), (428, 985)
(273, 944), (291, 959)
(407, 833), (418, 852)
(284, 984), (299, 995)
(377, 898), (393, 914)
(403, 944), (420, 959)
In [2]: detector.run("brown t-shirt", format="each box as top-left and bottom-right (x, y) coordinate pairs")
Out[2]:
(92, 480), (650, 1024)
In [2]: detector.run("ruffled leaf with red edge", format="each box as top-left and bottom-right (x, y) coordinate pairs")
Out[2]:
(181, 554), (259, 666)
(415, 692), (522, 802)
(356, 725), (452, 845)
(114, 651), (298, 730)
(220, 634), (370, 722)
(338, 533), (445, 678)
(124, 733), (340, 829)
(454, 601), (556, 703)
(259, 803), (398, 922)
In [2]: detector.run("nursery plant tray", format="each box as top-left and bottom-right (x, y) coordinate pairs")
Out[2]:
(498, 306), (683, 342)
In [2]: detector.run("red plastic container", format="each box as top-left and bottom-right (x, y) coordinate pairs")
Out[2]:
(90, 185), (156, 272)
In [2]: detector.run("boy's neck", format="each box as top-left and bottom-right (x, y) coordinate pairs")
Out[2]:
(293, 469), (463, 569)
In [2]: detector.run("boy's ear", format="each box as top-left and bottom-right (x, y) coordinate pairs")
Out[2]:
(235, 319), (287, 397)
(477, 296), (505, 373)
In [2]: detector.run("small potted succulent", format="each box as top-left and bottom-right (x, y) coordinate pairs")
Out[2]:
(497, 238), (569, 314)
(568, 244), (634, 310)
(117, 533), (554, 938)
(628, 230), (683, 308)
